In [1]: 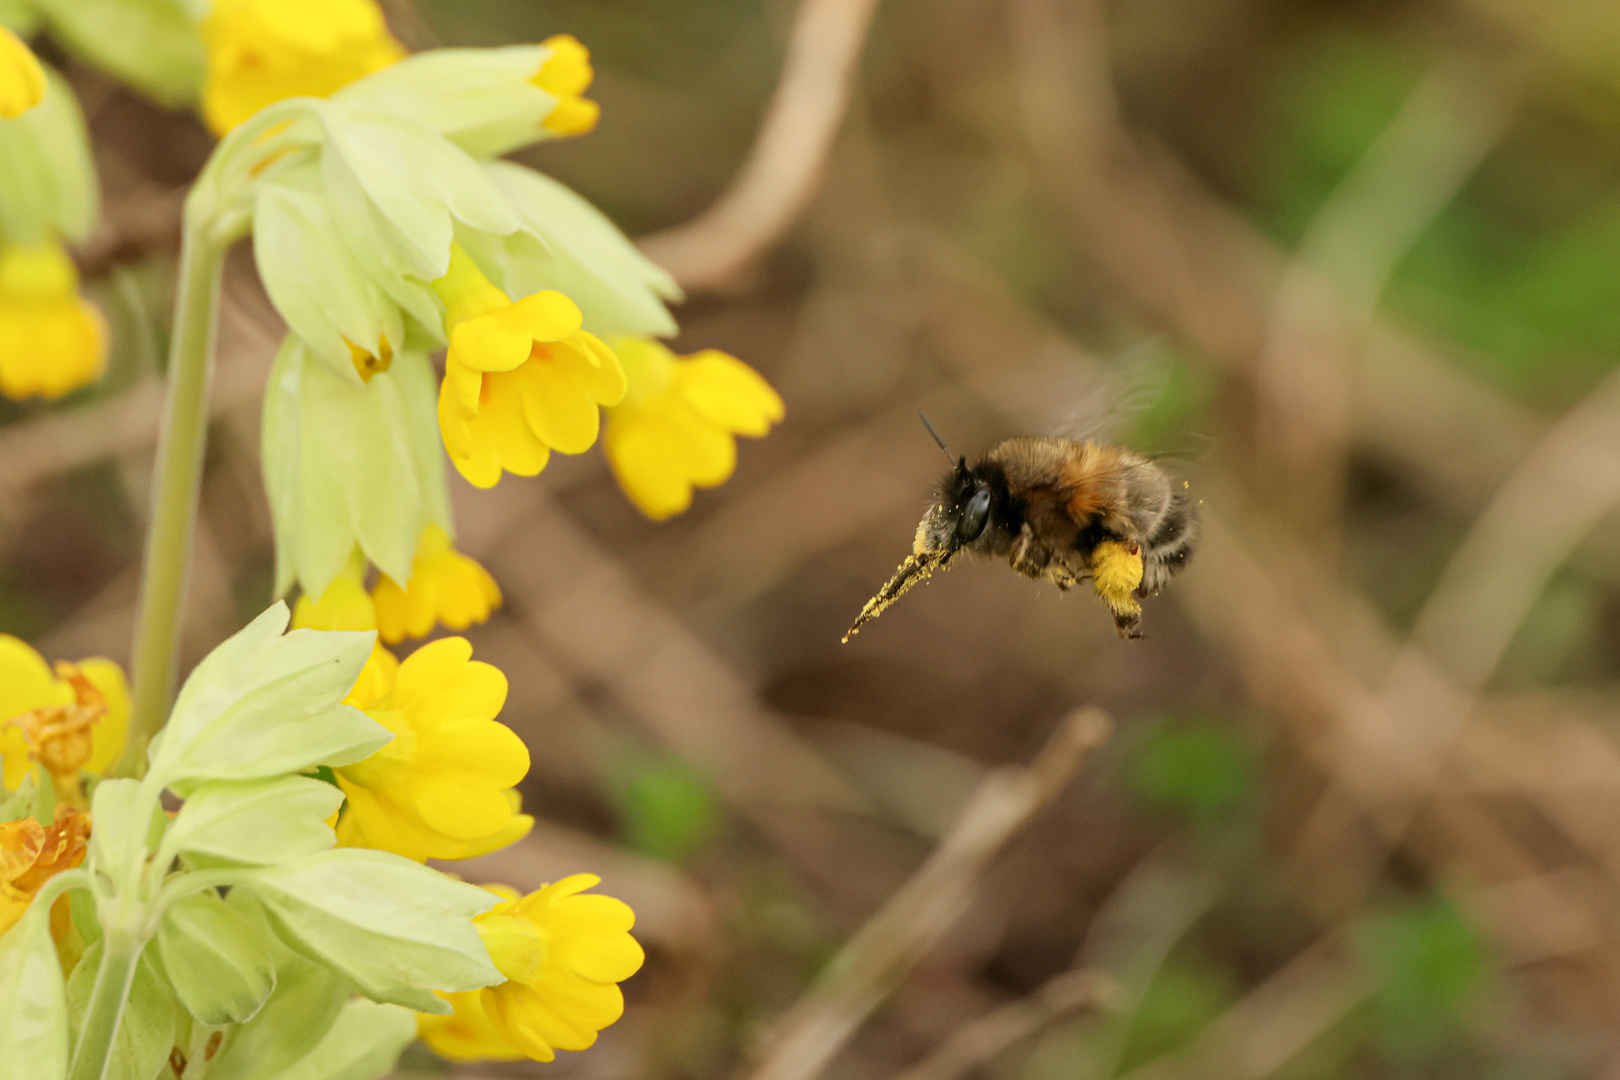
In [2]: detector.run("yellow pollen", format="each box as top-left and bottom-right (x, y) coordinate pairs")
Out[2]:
(1090, 540), (1144, 622)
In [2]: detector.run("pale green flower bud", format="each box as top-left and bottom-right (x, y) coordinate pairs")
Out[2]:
(312, 101), (521, 283)
(253, 163), (406, 382)
(0, 64), (96, 245)
(31, 0), (205, 107)
(261, 336), (451, 601)
(330, 39), (588, 159)
(462, 161), (682, 340)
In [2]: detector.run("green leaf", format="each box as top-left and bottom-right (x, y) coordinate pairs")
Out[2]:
(258, 1000), (417, 1080)
(148, 603), (389, 788)
(65, 941), (177, 1080)
(0, 905), (68, 1080)
(169, 776), (343, 867)
(241, 849), (501, 1012)
(207, 905), (352, 1080)
(1128, 720), (1256, 823)
(606, 752), (721, 865)
(1354, 895), (1490, 1061)
(158, 893), (276, 1025)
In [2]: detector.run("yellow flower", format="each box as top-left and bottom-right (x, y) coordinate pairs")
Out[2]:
(200, 0), (405, 135)
(334, 637), (532, 861)
(432, 246), (626, 489)
(0, 637), (128, 795)
(291, 557), (377, 633)
(372, 525), (501, 644)
(0, 26), (45, 119)
(603, 338), (783, 520)
(0, 805), (89, 938)
(418, 876), (643, 1063)
(533, 35), (598, 137)
(0, 241), (106, 402)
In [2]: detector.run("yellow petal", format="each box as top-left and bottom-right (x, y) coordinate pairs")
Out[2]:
(518, 353), (600, 454)
(678, 351), (784, 436)
(478, 370), (554, 476)
(0, 27), (45, 119)
(604, 414), (692, 520)
(664, 404), (738, 488)
(511, 290), (584, 344)
(417, 990), (527, 1063)
(77, 658), (130, 776)
(451, 306), (542, 374)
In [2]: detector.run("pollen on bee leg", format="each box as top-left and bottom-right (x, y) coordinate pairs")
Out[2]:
(1089, 540), (1144, 633)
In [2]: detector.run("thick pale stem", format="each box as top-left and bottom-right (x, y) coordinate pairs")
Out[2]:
(67, 929), (140, 1080)
(123, 212), (226, 776)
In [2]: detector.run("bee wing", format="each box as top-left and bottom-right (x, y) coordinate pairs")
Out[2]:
(975, 338), (1174, 445)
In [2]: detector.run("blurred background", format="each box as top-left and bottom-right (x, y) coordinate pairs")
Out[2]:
(10, 0), (1620, 1075)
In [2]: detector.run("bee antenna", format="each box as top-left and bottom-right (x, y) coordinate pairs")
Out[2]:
(917, 411), (955, 466)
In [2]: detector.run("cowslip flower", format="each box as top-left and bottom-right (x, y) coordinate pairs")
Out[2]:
(335, 637), (533, 861)
(0, 805), (89, 937)
(417, 876), (643, 1062)
(0, 26), (45, 118)
(372, 525), (501, 644)
(0, 636), (128, 796)
(0, 240), (106, 401)
(263, 338), (453, 616)
(332, 35), (601, 159)
(603, 338), (784, 519)
(290, 552), (378, 633)
(200, 0), (404, 134)
(433, 246), (626, 488)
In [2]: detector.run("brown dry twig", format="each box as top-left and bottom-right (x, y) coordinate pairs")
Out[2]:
(637, 0), (882, 291)
(892, 968), (1121, 1080)
(741, 707), (1114, 1080)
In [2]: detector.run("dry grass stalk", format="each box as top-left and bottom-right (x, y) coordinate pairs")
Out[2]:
(741, 707), (1114, 1080)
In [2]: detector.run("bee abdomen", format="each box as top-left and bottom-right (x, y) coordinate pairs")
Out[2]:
(1140, 487), (1196, 594)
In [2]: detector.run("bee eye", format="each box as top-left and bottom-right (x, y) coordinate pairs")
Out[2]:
(957, 488), (992, 543)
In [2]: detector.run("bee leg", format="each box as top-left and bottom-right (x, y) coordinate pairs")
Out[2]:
(1008, 525), (1054, 580)
(1048, 564), (1082, 592)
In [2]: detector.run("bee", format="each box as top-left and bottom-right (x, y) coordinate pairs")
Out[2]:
(844, 415), (1197, 641)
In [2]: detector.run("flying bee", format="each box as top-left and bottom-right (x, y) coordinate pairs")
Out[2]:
(843, 415), (1197, 642)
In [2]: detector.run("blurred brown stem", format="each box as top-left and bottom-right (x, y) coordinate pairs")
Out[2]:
(892, 968), (1121, 1080)
(741, 707), (1114, 1080)
(637, 0), (881, 291)
(1251, 60), (1510, 543)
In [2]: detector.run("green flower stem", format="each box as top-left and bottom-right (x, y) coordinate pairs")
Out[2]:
(123, 206), (228, 777)
(67, 928), (140, 1080)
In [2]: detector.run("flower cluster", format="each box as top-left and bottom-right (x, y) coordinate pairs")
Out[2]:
(0, 4), (787, 1076)
(0, 608), (644, 1078)
(0, 23), (103, 402)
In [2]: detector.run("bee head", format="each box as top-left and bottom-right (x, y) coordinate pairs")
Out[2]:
(914, 458), (994, 556)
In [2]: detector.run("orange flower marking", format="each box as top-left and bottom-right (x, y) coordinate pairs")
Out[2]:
(0, 805), (89, 937)
(7, 662), (107, 807)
